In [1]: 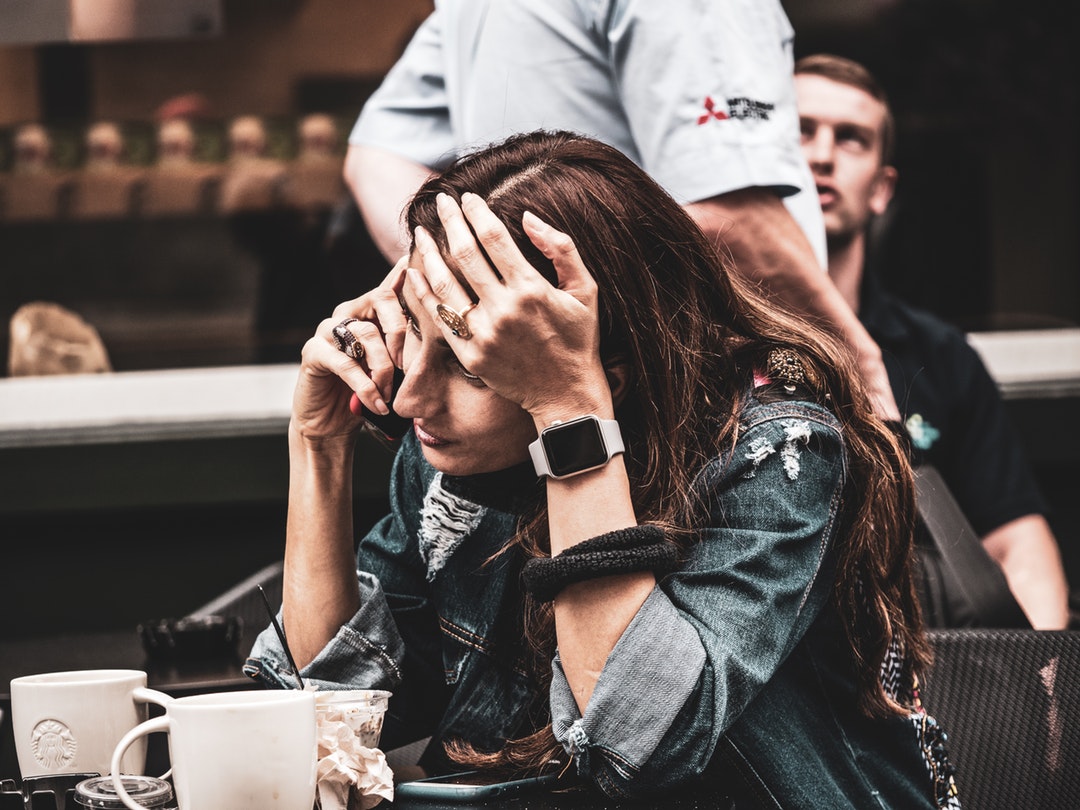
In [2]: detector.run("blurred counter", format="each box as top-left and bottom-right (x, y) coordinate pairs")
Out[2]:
(0, 363), (297, 448)
(0, 363), (394, 514)
(968, 328), (1080, 399)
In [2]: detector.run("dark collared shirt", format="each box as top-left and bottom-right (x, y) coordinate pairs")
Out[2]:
(860, 272), (1047, 536)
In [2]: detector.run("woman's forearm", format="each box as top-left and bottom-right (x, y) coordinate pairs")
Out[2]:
(538, 402), (654, 712)
(282, 426), (363, 667)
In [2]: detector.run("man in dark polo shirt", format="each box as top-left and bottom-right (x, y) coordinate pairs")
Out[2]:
(795, 53), (1069, 628)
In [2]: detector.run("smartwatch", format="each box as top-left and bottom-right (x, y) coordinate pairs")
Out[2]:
(529, 415), (624, 479)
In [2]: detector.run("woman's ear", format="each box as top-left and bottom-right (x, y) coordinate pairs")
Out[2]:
(603, 355), (634, 407)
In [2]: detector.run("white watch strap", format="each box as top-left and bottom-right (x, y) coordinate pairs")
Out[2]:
(598, 417), (624, 453)
(528, 435), (551, 476)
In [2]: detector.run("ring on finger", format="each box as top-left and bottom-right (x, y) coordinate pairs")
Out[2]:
(436, 302), (477, 339)
(331, 318), (365, 361)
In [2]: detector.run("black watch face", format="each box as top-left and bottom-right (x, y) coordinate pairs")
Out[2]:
(541, 418), (608, 477)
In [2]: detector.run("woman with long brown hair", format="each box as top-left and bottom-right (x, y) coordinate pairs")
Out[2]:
(249, 130), (959, 807)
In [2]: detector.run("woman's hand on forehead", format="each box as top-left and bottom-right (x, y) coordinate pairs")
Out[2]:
(408, 192), (612, 423)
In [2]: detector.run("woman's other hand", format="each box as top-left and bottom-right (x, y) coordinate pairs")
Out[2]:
(292, 257), (409, 443)
(408, 192), (611, 424)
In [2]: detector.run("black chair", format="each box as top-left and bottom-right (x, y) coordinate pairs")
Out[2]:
(923, 629), (1080, 809)
(914, 466), (1030, 629)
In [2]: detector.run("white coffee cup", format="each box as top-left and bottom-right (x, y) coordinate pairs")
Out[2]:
(10, 669), (173, 779)
(111, 690), (317, 810)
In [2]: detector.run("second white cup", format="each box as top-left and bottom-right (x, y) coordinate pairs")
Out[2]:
(111, 689), (317, 810)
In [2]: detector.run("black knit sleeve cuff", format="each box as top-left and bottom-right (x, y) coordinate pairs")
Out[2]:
(521, 525), (677, 603)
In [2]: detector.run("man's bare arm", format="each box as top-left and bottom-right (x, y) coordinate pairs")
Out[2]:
(686, 188), (900, 420)
(344, 143), (434, 262)
(982, 514), (1070, 629)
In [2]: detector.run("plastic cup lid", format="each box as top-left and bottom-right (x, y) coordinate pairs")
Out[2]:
(314, 689), (391, 706)
(74, 776), (175, 809)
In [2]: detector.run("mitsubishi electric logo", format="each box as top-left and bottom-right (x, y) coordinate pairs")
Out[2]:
(697, 95), (775, 125)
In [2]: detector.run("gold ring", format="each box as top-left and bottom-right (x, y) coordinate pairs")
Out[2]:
(331, 318), (365, 361)
(436, 303), (477, 339)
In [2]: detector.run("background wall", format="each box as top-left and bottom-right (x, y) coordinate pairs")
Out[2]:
(787, 0), (1079, 331)
(0, 0), (432, 371)
(88, 0), (432, 120)
(1, 0), (1076, 337)
(0, 0), (433, 124)
(0, 48), (37, 122)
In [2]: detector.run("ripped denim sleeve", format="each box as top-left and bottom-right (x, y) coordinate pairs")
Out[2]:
(744, 418), (813, 481)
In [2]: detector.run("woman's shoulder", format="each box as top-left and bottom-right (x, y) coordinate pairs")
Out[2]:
(739, 392), (841, 436)
(741, 347), (839, 428)
(692, 386), (845, 496)
(740, 345), (842, 436)
(733, 394), (845, 474)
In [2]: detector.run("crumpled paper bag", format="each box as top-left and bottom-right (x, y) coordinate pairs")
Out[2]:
(315, 702), (394, 810)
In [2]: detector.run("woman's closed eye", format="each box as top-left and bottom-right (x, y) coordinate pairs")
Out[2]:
(452, 358), (485, 385)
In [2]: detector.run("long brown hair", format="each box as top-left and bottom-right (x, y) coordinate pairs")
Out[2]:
(405, 130), (928, 768)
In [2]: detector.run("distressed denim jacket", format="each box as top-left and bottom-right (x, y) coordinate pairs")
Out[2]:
(247, 393), (950, 808)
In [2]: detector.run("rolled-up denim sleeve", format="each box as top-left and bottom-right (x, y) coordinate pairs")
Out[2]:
(245, 571), (406, 692)
(549, 403), (846, 798)
(550, 587), (706, 781)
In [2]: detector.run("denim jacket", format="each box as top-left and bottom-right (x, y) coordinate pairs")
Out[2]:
(247, 393), (953, 808)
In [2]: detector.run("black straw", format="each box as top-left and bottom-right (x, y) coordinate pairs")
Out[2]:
(258, 584), (306, 690)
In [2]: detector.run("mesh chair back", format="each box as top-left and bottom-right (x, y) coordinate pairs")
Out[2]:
(923, 629), (1080, 809)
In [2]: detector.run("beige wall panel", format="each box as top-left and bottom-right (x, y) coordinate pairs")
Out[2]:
(87, 0), (433, 120)
(0, 47), (39, 124)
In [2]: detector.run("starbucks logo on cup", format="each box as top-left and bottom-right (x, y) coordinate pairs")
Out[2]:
(31, 719), (77, 770)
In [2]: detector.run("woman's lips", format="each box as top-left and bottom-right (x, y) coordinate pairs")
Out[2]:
(414, 422), (451, 447)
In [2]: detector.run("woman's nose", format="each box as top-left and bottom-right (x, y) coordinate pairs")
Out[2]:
(392, 355), (440, 419)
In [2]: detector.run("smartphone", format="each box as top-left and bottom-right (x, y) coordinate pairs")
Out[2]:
(350, 366), (411, 441)
(394, 769), (566, 802)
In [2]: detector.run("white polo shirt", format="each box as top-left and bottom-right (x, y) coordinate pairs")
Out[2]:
(351, 0), (826, 267)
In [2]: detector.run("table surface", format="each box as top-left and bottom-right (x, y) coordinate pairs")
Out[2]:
(0, 630), (252, 702)
(0, 364), (299, 449)
(0, 780), (733, 810)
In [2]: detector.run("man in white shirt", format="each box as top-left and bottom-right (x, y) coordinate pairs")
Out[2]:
(344, 0), (899, 419)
